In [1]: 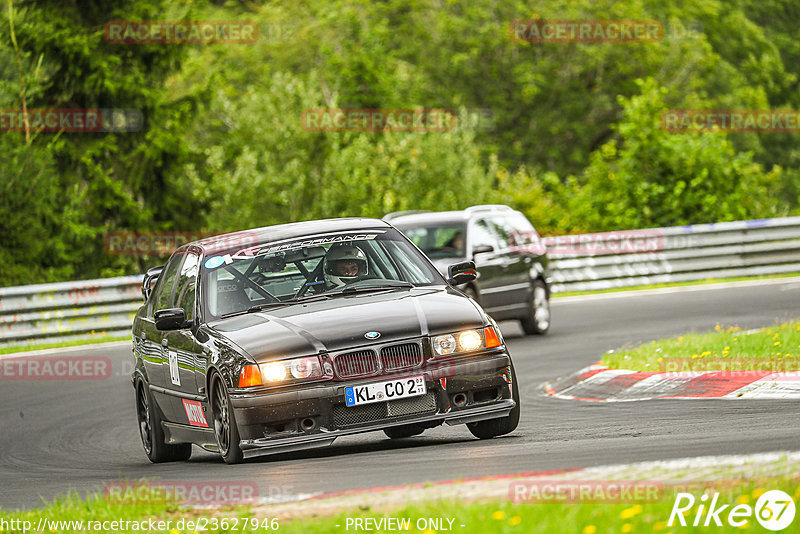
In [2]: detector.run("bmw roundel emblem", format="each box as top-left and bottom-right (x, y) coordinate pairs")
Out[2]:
(364, 331), (381, 340)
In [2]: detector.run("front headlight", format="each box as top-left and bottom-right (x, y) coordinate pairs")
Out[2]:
(238, 356), (323, 387)
(431, 326), (502, 356)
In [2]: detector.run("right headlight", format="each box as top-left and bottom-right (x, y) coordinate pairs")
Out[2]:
(431, 326), (502, 356)
(261, 356), (323, 382)
(238, 356), (323, 387)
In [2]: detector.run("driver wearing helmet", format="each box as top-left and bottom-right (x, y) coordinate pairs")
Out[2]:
(324, 245), (369, 288)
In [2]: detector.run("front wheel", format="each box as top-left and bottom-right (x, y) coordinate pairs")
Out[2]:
(467, 364), (520, 439)
(211, 374), (244, 464)
(136, 382), (192, 463)
(520, 279), (550, 335)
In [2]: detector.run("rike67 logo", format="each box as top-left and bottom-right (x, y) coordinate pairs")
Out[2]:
(669, 490), (796, 531)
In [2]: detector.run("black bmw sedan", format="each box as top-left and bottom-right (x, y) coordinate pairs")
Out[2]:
(132, 218), (519, 464)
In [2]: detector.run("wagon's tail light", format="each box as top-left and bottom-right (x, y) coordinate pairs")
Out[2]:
(484, 326), (502, 348)
(238, 365), (263, 387)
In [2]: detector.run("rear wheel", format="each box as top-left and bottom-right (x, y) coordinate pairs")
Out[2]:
(210, 374), (244, 464)
(467, 364), (520, 439)
(136, 382), (191, 462)
(384, 424), (426, 439)
(520, 279), (550, 335)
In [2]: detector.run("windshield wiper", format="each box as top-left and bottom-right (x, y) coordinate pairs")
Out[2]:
(219, 301), (287, 319)
(220, 294), (333, 319)
(247, 301), (294, 313)
(332, 282), (415, 295)
(288, 293), (332, 304)
(219, 284), (409, 318)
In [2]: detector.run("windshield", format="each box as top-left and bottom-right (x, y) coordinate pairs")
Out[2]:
(201, 228), (444, 319)
(395, 224), (466, 259)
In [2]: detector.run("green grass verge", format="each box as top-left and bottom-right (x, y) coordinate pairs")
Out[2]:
(0, 335), (131, 355)
(552, 272), (800, 298)
(1, 476), (798, 533)
(602, 321), (800, 373)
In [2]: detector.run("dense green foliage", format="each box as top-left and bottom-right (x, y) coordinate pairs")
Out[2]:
(1, 0), (798, 284)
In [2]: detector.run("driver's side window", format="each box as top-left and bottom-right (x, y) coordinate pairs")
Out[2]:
(152, 252), (184, 314)
(470, 219), (498, 252)
(173, 251), (200, 321)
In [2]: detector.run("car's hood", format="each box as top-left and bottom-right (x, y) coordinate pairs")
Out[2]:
(207, 286), (485, 362)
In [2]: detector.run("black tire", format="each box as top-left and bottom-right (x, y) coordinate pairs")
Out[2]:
(210, 373), (244, 464)
(136, 382), (192, 463)
(383, 424), (426, 439)
(520, 279), (550, 335)
(467, 364), (520, 439)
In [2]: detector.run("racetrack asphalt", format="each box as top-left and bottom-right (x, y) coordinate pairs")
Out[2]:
(1, 279), (799, 510)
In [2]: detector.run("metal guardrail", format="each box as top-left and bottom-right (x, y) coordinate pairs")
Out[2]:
(0, 276), (143, 348)
(547, 217), (800, 292)
(2, 216), (799, 348)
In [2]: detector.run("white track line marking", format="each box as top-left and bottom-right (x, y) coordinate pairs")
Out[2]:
(552, 276), (800, 303)
(0, 340), (130, 360)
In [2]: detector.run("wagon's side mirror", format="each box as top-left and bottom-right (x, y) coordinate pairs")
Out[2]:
(154, 308), (188, 331)
(471, 244), (494, 256)
(142, 265), (164, 300)
(447, 261), (477, 285)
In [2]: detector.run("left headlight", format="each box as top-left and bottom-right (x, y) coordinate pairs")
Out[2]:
(238, 356), (323, 387)
(431, 326), (502, 356)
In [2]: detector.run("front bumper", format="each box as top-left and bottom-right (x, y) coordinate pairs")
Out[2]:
(229, 350), (514, 458)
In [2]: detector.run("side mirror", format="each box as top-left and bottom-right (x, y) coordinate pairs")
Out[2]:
(447, 261), (477, 285)
(471, 244), (494, 256)
(154, 308), (188, 331)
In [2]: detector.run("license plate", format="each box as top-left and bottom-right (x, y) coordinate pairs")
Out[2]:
(345, 376), (426, 407)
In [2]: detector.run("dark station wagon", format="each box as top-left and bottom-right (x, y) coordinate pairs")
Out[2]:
(386, 205), (552, 335)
